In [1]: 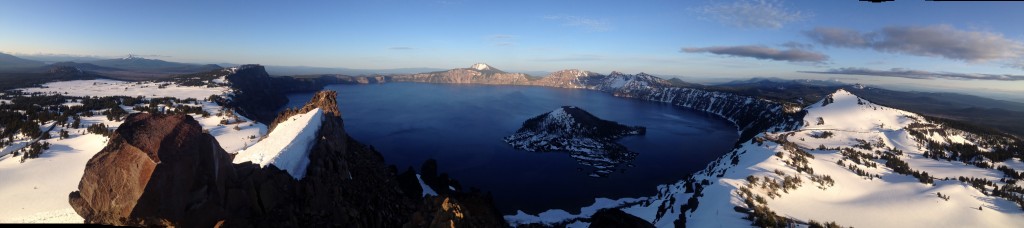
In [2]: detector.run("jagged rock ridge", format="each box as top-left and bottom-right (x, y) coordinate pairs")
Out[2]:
(505, 106), (646, 177)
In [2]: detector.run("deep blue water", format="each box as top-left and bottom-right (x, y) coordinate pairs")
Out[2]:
(283, 83), (737, 214)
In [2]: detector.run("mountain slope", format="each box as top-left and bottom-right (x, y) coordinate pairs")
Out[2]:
(88, 56), (220, 73)
(0, 52), (46, 70)
(511, 88), (1024, 227)
(708, 79), (1024, 137)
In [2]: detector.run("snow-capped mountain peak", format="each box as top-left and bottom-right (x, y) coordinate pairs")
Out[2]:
(803, 88), (916, 132)
(120, 54), (147, 60)
(470, 63), (493, 71)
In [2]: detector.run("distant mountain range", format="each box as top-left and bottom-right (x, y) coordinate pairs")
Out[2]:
(256, 65), (446, 76)
(3, 54), (1023, 136)
(313, 63), (1024, 138)
(706, 77), (1024, 136)
(0, 52), (46, 69)
(0, 53), (220, 80)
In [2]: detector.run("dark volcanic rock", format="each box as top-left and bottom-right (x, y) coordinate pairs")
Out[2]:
(68, 113), (234, 227)
(504, 106), (645, 177)
(268, 90), (341, 133)
(589, 208), (655, 228)
(225, 64), (326, 124)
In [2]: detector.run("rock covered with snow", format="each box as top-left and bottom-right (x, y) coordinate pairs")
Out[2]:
(594, 72), (670, 93)
(505, 106), (645, 177)
(532, 69), (602, 89)
(470, 63), (495, 71)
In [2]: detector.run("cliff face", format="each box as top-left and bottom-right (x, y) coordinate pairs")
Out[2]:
(529, 69), (603, 89)
(267, 90), (341, 133)
(225, 64), (326, 124)
(69, 90), (506, 227)
(388, 66), (532, 85)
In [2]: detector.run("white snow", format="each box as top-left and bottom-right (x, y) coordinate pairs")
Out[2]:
(194, 106), (266, 153)
(416, 174), (438, 197)
(0, 133), (107, 223)
(211, 75), (228, 84)
(232, 108), (323, 180)
(20, 79), (229, 99)
(471, 63), (492, 71)
(505, 198), (638, 226)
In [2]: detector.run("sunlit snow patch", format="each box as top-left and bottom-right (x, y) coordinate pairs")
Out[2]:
(232, 108), (323, 179)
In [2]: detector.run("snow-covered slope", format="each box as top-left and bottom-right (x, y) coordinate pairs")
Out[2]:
(232, 108), (323, 180)
(594, 72), (669, 94)
(510, 88), (1024, 227)
(19, 79), (228, 99)
(0, 133), (107, 223)
(0, 70), (269, 223)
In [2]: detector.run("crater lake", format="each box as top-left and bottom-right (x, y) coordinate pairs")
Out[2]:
(283, 83), (737, 214)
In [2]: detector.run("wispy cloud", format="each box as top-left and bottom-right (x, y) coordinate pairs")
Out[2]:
(534, 54), (605, 62)
(1008, 60), (1024, 70)
(804, 25), (1024, 62)
(802, 67), (1024, 81)
(543, 16), (611, 32)
(682, 45), (828, 63)
(388, 47), (414, 50)
(695, 0), (807, 29)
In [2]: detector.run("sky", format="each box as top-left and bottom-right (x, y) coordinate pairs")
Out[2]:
(2, 0), (1024, 100)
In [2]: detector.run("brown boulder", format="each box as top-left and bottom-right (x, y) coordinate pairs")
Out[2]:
(69, 113), (235, 227)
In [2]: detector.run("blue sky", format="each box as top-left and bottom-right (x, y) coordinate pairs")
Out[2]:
(2, 0), (1024, 99)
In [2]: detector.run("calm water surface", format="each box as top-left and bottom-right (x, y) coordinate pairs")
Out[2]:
(284, 83), (736, 214)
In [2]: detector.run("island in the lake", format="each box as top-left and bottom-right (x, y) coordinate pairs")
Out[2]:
(505, 106), (646, 177)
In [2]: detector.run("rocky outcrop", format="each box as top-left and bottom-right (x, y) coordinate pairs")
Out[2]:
(225, 64), (326, 124)
(529, 69), (603, 89)
(68, 113), (235, 227)
(505, 106), (645, 177)
(589, 208), (655, 228)
(70, 89), (506, 227)
(401, 159), (506, 228)
(267, 90), (341, 133)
